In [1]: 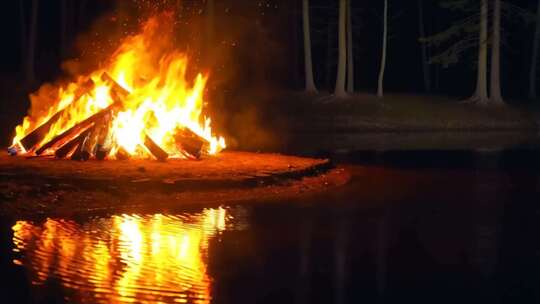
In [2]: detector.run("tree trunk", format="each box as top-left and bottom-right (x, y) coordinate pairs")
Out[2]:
(529, 0), (540, 100)
(346, 0), (354, 93)
(418, 0), (430, 93)
(302, 0), (317, 93)
(472, 0), (489, 105)
(19, 0), (27, 77)
(490, 0), (504, 105)
(377, 0), (388, 98)
(335, 0), (347, 97)
(26, 0), (39, 85)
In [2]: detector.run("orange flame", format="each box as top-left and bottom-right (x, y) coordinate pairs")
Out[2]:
(12, 16), (226, 159)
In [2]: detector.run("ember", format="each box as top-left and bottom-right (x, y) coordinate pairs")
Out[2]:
(9, 16), (226, 161)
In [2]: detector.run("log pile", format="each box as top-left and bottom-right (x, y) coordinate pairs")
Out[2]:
(9, 73), (207, 162)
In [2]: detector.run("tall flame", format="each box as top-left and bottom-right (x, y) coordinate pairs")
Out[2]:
(12, 15), (226, 159)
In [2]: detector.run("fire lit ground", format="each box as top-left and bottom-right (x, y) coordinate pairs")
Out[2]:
(2, 13), (348, 216)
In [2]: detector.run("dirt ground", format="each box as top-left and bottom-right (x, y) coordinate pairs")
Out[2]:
(0, 151), (350, 218)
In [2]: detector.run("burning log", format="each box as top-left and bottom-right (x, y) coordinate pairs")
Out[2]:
(70, 137), (87, 161)
(115, 147), (130, 160)
(101, 72), (130, 106)
(95, 112), (113, 160)
(7, 145), (22, 156)
(34, 103), (115, 155)
(18, 79), (95, 151)
(54, 128), (92, 159)
(174, 128), (205, 159)
(80, 126), (101, 161)
(144, 134), (169, 161)
(70, 127), (97, 161)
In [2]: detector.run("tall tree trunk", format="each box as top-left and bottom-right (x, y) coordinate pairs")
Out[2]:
(335, 0), (347, 97)
(19, 0), (27, 77)
(377, 0), (388, 98)
(490, 0), (504, 105)
(472, 0), (489, 105)
(302, 0), (317, 93)
(529, 0), (540, 100)
(418, 0), (431, 93)
(26, 0), (39, 85)
(346, 0), (354, 93)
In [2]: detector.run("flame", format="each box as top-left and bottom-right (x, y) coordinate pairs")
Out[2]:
(11, 16), (226, 159)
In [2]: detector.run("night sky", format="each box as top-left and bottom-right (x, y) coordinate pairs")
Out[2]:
(0, 0), (538, 103)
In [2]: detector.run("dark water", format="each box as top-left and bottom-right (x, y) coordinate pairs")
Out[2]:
(1, 148), (539, 303)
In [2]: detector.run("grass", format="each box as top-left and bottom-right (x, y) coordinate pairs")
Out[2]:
(282, 92), (538, 132)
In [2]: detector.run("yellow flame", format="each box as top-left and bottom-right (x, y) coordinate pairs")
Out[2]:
(12, 16), (226, 159)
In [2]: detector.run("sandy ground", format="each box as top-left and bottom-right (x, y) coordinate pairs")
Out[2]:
(0, 151), (350, 218)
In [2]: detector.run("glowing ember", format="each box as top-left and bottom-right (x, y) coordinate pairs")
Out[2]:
(10, 15), (226, 160)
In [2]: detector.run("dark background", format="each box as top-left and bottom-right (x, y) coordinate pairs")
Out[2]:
(0, 0), (538, 147)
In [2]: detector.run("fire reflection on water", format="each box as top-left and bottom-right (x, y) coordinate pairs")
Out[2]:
(11, 208), (229, 303)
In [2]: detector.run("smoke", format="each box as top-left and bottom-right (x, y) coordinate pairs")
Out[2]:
(16, 0), (288, 151)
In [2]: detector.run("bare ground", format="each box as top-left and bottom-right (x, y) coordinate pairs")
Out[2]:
(0, 151), (350, 218)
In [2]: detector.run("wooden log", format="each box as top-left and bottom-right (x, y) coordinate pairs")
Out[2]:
(70, 132), (91, 161)
(174, 128), (205, 159)
(95, 112), (113, 160)
(115, 147), (130, 160)
(144, 134), (169, 161)
(101, 72), (130, 106)
(30, 75), (129, 156)
(54, 128), (92, 159)
(80, 125), (100, 161)
(18, 79), (95, 151)
(7, 145), (22, 156)
(34, 103), (115, 155)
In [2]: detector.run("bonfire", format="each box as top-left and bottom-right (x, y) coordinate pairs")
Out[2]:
(8, 16), (226, 161)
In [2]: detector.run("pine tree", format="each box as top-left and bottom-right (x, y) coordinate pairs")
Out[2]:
(421, 0), (532, 105)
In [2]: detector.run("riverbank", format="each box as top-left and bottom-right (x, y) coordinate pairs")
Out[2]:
(236, 92), (539, 153)
(283, 92), (538, 132)
(0, 152), (350, 218)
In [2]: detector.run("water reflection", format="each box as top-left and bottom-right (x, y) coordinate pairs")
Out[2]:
(12, 208), (229, 303)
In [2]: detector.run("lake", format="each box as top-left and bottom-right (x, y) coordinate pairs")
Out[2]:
(1, 147), (539, 303)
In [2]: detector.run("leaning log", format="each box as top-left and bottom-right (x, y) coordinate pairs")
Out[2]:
(18, 79), (95, 151)
(80, 125), (101, 161)
(35, 103), (115, 155)
(115, 147), (131, 160)
(101, 72), (130, 106)
(54, 127), (92, 159)
(144, 134), (169, 161)
(95, 112), (113, 160)
(70, 132), (91, 161)
(174, 128), (205, 159)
